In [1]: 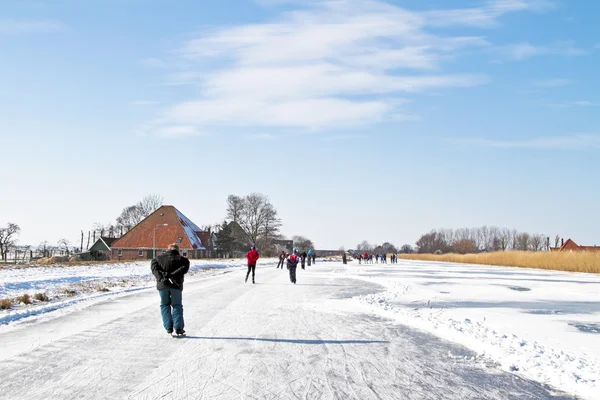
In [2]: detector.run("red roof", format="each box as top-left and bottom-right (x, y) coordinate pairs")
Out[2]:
(111, 206), (205, 250)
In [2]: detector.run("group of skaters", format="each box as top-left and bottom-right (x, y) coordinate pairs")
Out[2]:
(149, 244), (403, 336)
(245, 247), (317, 285)
(149, 244), (319, 336)
(276, 248), (315, 284)
(356, 252), (399, 264)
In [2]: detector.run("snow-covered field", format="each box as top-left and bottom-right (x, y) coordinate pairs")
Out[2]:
(0, 258), (275, 329)
(335, 259), (600, 399)
(0, 258), (598, 399)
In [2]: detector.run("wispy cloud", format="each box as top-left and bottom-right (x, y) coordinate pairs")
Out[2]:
(533, 78), (573, 88)
(322, 134), (369, 141)
(424, 0), (555, 27)
(571, 101), (600, 107)
(143, 0), (551, 137)
(131, 100), (161, 106)
(142, 58), (169, 68)
(457, 134), (600, 150)
(154, 126), (204, 137)
(0, 19), (66, 34)
(501, 41), (586, 60)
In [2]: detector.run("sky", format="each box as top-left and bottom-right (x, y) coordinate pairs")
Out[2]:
(0, 0), (599, 250)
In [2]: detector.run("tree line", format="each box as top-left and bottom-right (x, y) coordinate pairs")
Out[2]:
(215, 194), (315, 257)
(414, 226), (548, 254)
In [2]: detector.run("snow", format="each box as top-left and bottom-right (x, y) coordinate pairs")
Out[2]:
(0, 259), (258, 329)
(335, 259), (600, 399)
(175, 207), (206, 249)
(0, 259), (596, 399)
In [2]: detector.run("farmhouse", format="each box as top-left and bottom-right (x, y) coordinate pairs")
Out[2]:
(551, 238), (600, 253)
(110, 205), (209, 260)
(88, 237), (118, 260)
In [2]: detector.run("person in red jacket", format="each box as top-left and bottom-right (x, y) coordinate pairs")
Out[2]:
(245, 246), (260, 284)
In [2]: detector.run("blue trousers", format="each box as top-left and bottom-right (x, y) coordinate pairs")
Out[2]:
(158, 288), (184, 330)
(289, 266), (297, 283)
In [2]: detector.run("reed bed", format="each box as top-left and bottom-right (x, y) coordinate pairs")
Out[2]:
(396, 251), (600, 274)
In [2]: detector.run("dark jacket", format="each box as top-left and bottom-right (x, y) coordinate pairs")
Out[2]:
(151, 250), (190, 290)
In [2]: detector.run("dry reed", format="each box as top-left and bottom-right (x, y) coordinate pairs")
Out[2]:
(396, 251), (600, 274)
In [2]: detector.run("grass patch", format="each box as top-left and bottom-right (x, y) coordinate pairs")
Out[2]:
(0, 298), (12, 310)
(34, 292), (49, 302)
(397, 251), (600, 274)
(63, 289), (77, 297)
(15, 294), (32, 304)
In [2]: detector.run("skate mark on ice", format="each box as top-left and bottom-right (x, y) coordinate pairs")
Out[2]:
(180, 336), (388, 345)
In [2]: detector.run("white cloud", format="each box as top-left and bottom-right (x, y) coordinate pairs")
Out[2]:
(502, 41), (586, 60)
(154, 126), (204, 137)
(131, 100), (160, 106)
(144, 0), (551, 137)
(142, 58), (169, 68)
(533, 78), (573, 87)
(571, 101), (599, 107)
(424, 0), (555, 27)
(458, 134), (600, 150)
(0, 19), (65, 34)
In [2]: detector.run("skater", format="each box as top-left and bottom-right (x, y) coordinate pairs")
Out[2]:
(307, 249), (313, 266)
(246, 246), (260, 283)
(300, 251), (307, 270)
(287, 249), (299, 284)
(312, 252), (316, 264)
(150, 243), (190, 336)
(342, 253), (347, 264)
(277, 251), (286, 269)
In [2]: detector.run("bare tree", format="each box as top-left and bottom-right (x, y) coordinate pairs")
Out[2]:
(452, 239), (478, 254)
(57, 238), (71, 256)
(37, 241), (51, 258)
(0, 223), (20, 262)
(226, 193), (281, 249)
(515, 233), (530, 251)
(292, 235), (314, 253)
(116, 205), (144, 231)
(416, 231), (449, 254)
(397, 244), (411, 253)
(137, 194), (163, 217)
(226, 195), (245, 224)
(529, 234), (546, 252)
(356, 240), (373, 253)
(116, 194), (163, 232)
(554, 235), (561, 248)
(381, 242), (398, 254)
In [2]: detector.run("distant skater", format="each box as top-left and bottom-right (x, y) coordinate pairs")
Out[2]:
(287, 249), (299, 284)
(342, 253), (347, 264)
(151, 243), (190, 336)
(300, 251), (307, 270)
(307, 249), (313, 266)
(277, 251), (286, 269)
(312, 252), (316, 264)
(246, 246), (260, 284)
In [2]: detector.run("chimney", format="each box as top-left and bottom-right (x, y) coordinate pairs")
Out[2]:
(561, 238), (564, 246)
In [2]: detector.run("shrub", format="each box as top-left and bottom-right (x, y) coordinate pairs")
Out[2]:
(99, 288), (110, 292)
(34, 293), (49, 302)
(0, 299), (12, 310)
(15, 294), (32, 304)
(63, 289), (77, 296)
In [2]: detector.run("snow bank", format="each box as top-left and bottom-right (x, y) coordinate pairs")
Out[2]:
(336, 261), (600, 399)
(0, 258), (278, 329)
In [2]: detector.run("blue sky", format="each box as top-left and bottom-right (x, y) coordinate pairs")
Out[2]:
(1, 0), (599, 249)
